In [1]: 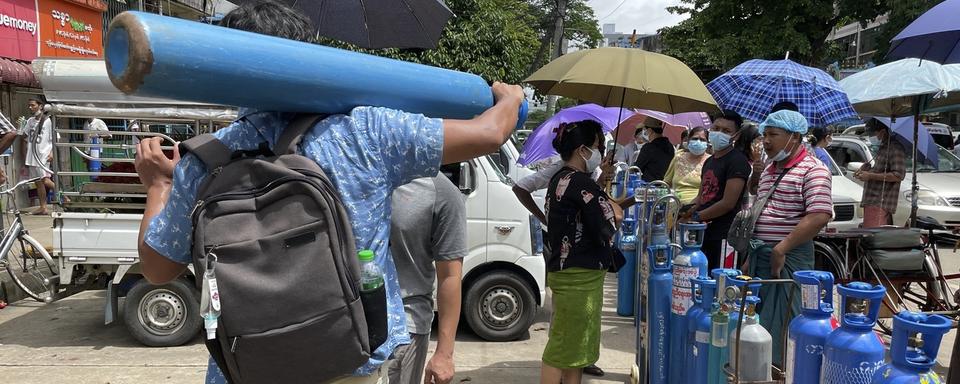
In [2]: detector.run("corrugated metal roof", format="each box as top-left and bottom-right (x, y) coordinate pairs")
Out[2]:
(0, 57), (39, 88)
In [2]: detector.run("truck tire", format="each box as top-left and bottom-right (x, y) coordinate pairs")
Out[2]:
(464, 271), (536, 341)
(123, 277), (201, 347)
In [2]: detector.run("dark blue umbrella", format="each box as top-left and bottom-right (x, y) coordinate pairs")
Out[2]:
(887, 0), (960, 64)
(706, 59), (858, 126)
(873, 117), (939, 168)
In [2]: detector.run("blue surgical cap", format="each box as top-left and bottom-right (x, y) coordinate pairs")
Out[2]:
(759, 110), (809, 135)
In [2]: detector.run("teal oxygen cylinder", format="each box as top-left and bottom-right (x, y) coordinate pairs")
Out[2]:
(871, 311), (951, 384)
(707, 278), (730, 384)
(689, 276), (716, 384)
(821, 282), (886, 384)
(729, 295), (772, 382)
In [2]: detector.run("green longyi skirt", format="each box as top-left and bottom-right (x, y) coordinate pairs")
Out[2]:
(542, 267), (606, 369)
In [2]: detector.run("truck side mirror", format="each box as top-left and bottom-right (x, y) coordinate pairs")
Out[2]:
(458, 161), (474, 193)
(847, 162), (864, 173)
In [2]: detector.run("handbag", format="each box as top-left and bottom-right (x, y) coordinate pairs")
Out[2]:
(727, 170), (789, 254)
(608, 248), (627, 273)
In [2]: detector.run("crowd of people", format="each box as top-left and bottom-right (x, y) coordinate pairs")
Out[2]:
(118, 2), (919, 384)
(508, 101), (911, 380)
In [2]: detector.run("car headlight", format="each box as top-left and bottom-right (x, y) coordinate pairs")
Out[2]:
(903, 189), (951, 207)
(856, 205), (864, 218)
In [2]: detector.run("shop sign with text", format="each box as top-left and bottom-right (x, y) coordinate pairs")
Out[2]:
(38, 0), (104, 58)
(0, 0), (40, 61)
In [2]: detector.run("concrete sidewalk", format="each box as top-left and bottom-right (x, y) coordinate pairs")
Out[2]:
(0, 274), (636, 383)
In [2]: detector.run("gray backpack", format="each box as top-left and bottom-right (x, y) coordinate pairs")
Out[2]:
(180, 115), (378, 384)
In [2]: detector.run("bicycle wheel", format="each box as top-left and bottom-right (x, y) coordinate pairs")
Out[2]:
(4, 234), (58, 302)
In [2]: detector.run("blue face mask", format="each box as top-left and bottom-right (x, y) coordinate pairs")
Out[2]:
(687, 140), (708, 155)
(770, 134), (799, 163)
(709, 131), (732, 151)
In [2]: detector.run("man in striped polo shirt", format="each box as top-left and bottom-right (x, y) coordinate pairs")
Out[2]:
(745, 109), (833, 366)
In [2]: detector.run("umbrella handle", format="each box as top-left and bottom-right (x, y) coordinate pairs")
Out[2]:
(516, 99), (529, 131)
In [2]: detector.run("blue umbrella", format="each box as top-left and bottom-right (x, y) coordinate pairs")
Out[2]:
(706, 59), (858, 127)
(887, 0), (960, 64)
(873, 117), (939, 168)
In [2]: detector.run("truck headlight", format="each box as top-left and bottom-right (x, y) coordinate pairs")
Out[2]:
(903, 190), (951, 207)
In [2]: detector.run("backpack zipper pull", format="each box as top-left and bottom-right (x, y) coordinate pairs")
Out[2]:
(200, 253), (221, 340)
(190, 200), (204, 219)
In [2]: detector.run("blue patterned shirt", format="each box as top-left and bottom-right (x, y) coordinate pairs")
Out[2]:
(144, 107), (443, 382)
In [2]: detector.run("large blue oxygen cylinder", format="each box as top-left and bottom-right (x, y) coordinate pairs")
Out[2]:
(617, 218), (638, 316)
(648, 243), (673, 384)
(786, 270), (836, 384)
(872, 311), (951, 384)
(821, 282), (886, 384)
(668, 222), (709, 384)
(104, 12), (527, 128)
(689, 276), (717, 384)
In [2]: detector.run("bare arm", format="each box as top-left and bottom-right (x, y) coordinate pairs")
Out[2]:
(441, 82), (524, 165)
(696, 178), (746, 221)
(424, 259), (463, 384)
(135, 138), (187, 284)
(512, 185), (546, 225)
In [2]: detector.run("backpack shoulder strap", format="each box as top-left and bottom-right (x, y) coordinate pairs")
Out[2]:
(276, 114), (328, 155)
(179, 134), (232, 172)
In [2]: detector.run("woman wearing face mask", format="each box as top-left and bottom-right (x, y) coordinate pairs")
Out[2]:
(541, 120), (623, 384)
(683, 110), (752, 270)
(808, 126), (836, 169)
(664, 126), (710, 204)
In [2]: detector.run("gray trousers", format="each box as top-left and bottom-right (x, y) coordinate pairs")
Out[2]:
(386, 333), (431, 384)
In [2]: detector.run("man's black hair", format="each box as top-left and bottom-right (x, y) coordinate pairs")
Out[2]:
(552, 120), (604, 161)
(220, 1), (313, 42)
(713, 109), (743, 131)
(27, 97), (44, 105)
(771, 101), (799, 113)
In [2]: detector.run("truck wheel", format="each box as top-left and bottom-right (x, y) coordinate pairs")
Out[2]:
(123, 277), (201, 347)
(464, 271), (536, 341)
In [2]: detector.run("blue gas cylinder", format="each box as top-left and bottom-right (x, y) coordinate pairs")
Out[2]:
(668, 222), (709, 384)
(689, 276), (717, 384)
(872, 311), (951, 384)
(821, 282), (886, 384)
(648, 244), (673, 384)
(617, 218), (638, 316)
(786, 270), (836, 384)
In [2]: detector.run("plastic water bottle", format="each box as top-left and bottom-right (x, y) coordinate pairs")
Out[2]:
(359, 250), (384, 291)
(358, 250), (387, 348)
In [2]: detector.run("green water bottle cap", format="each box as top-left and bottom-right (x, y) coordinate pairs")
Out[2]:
(358, 250), (375, 262)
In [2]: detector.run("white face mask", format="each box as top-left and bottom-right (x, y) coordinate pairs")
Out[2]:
(580, 147), (602, 172)
(867, 136), (881, 146)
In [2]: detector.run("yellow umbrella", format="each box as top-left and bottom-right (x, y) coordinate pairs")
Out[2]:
(525, 47), (719, 113)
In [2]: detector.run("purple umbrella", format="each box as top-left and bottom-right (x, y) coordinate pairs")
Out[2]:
(634, 109), (712, 128)
(518, 104), (633, 166)
(887, 0), (960, 64)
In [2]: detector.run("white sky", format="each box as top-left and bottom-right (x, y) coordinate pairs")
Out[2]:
(587, 0), (687, 35)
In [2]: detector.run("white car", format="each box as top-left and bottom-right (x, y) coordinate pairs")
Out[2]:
(828, 135), (960, 229)
(824, 156), (865, 231)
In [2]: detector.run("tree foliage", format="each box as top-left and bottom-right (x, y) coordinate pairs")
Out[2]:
(319, 0), (602, 85)
(660, 0), (889, 79)
(871, 0), (944, 64)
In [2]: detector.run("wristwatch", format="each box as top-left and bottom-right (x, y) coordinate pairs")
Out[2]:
(692, 211), (701, 222)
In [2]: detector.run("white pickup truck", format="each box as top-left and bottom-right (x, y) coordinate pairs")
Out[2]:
(37, 58), (545, 346)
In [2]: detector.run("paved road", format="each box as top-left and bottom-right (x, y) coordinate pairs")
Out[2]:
(0, 279), (635, 383)
(2, 214), (958, 382)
